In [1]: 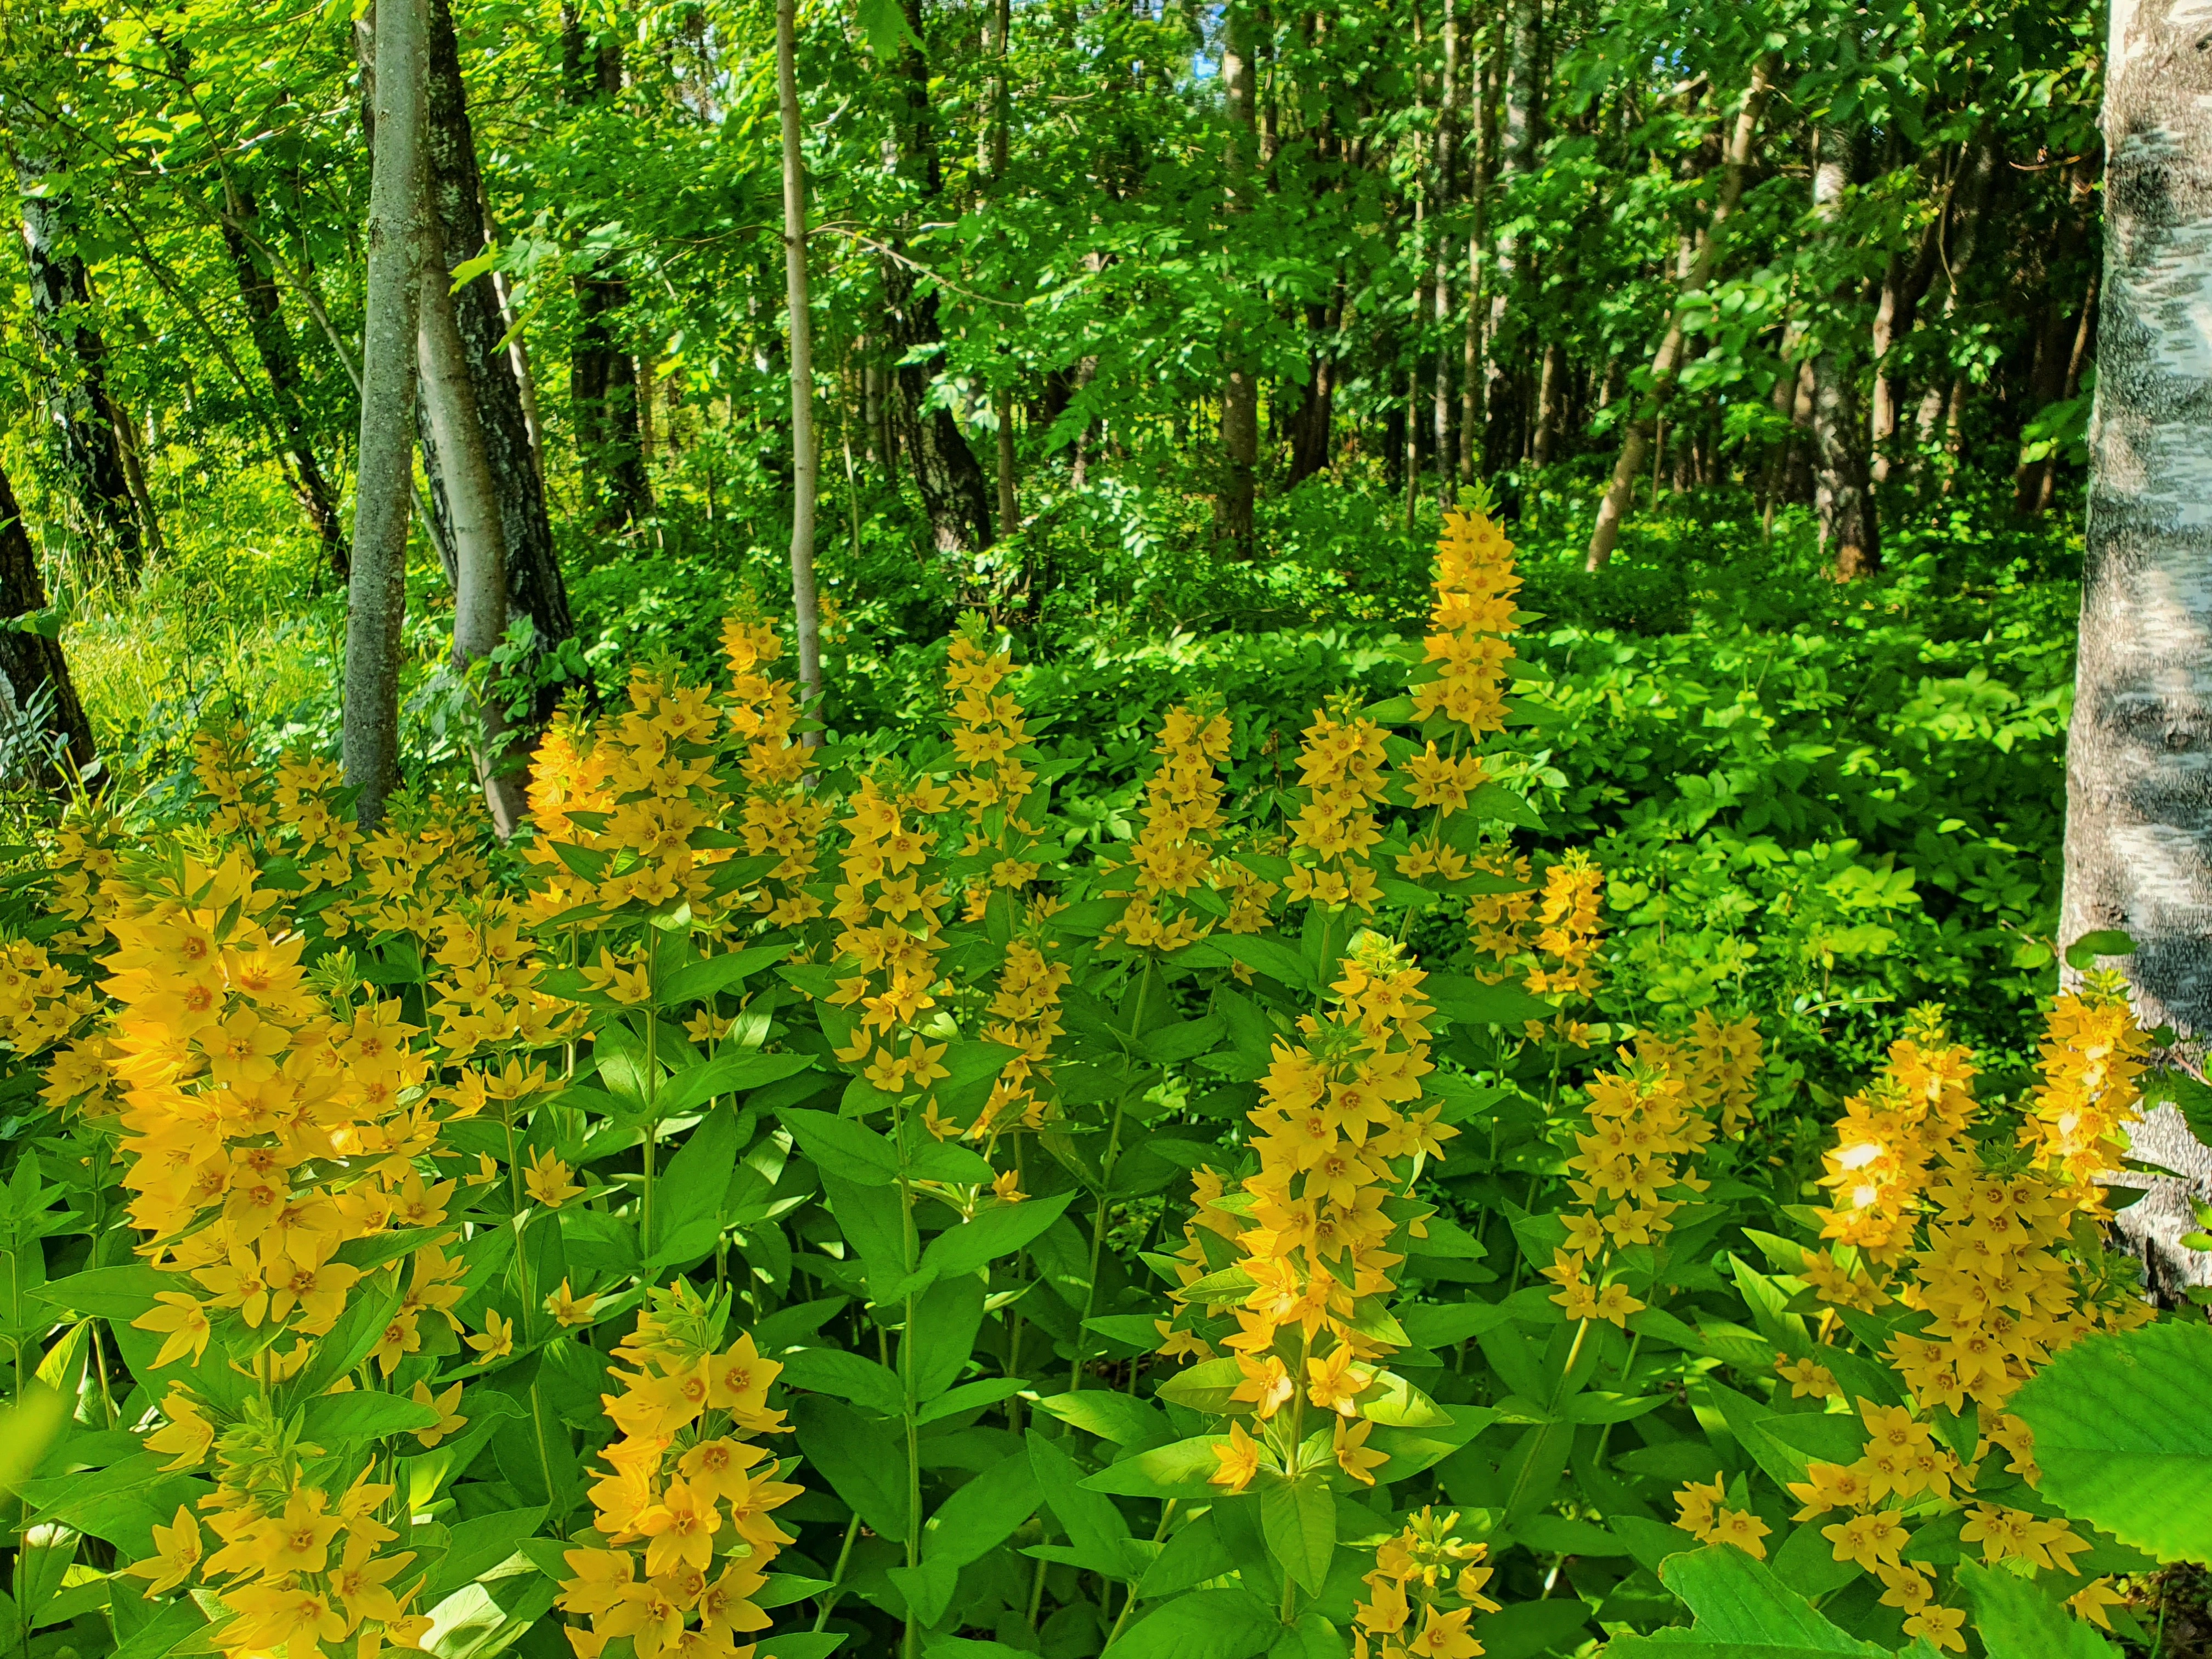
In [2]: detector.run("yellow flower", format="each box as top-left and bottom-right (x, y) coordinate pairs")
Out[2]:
(124, 1504), (201, 1594)
(1209, 1420), (1262, 1494)
(1903, 1604), (1966, 1654)
(409, 1380), (467, 1448)
(1333, 1417), (1388, 1487)
(2068, 1578), (2126, 1630)
(133, 1293), (212, 1369)
(468, 1310), (516, 1363)
(635, 1479), (721, 1576)
(523, 1148), (584, 1208)
(546, 1280), (600, 1328)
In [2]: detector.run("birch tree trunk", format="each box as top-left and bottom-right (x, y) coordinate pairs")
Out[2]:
(419, 232), (527, 837)
(1217, 0), (1260, 555)
(1584, 55), (1774, 572)
(2061, 0), (2212, 1299)
(776, 0), (823, 722)
(343, 0), (428, 827)
(0, 459), (95, 787)
(1481, 0), (1541, 470)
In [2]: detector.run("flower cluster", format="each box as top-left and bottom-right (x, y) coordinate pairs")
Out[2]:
(1351, 1508), (1499, 1659)
(1522, 852), (1606, 998)
(2019, 981), (2148, 1214)
(1282, 703), (1392, 913)
(557, 1285), (800, 1659)
(1543, 1051), (1707, 1328)
(724, 616), (828, 928)
(1107, 703), (1232, 952)
(1671, 1474), (1772, 1559)
(1410, 507), (1520, 740)
(1159, 935), (1452, 1492)
(1814, 1009), (1979, 1270)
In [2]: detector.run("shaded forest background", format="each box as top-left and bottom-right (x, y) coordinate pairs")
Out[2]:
(0, 0), (2097, 1090)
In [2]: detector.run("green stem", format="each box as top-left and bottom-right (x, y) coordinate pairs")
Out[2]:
(1068, 1091), (1128, 1393)
(811, 1515), (861, 1632)
(642, 1012), (660, 1256)
(896, 1095), (922, 1659)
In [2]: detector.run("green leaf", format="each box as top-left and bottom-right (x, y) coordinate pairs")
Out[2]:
(923, 1447), (1041, 1567)
(422, 1507), (549, 1606)
(922, 1192), (1077, 1278)
(661, 945), (790, 1006)
(1034, 1390), (1170, 1447)
(1425, 974), (1556, 1028)
(915, 1376), (1027, 1425)
(785, 1108), (903, 1187)
(660, 1052), (815, 1118)
(756, 1638), (847, 1659)
(1156, 1356), (1247, 1414)
(1029, 1428), (1135, 1577)
(1955, 1560), (2118, 1658)
(1258, 1475), (1335, 1593)
(2010, 1321), (2212, 1565)
(1471, 1599), (1595, 1659)
(1081, 1435), (1227, 1498)
(302, 1391), (443, 1444)
(1103, 1588), (1278, 1658)
(2064, 930), (2135, 971)
(782, 1347), (908, 1418)
(887, 1558), (960, 1627)
(854, 0), (923, 58)
(30, 1265), (170, 1321)
(648, 1102), (742, 1259)
(793, 1395), (912, 1540)
(1207, 934), (1318, 990)
(1605, 1545), (1885, 1656)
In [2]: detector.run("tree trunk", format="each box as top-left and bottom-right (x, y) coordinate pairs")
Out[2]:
(1217, 0), (1260, 554)
(1910, 133), (1999, 463)
(2016, 264), (2097, 515)
(1809, 122), (1878, 579)
(18, 173), (149, 576)
(419, 232), (527, 837)
(1869, 201), (1944, 484)
(562, 3), (651, 532)
(2061, 0), (2212, 1300)
(344, 0), (430, 827)
(1430, 0), (1460, 495)
(776, 0), (823, 720)
(1531, 339), (1564, 464)
(426, 0), (576, 699)
(1286, 300), (1336, 485)
(883, 0), (995, 553)
(1462, 35), (1496, 483)
(219, 182), (348, 578)
(1481, 0), (1541, 473)
(0, 460), (95, 787)
(1585, 55), (1775, 571)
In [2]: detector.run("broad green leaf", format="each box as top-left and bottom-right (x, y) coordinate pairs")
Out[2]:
(902, 1274), (986, 1402)
(923, 1448), (1041, 1567)
(922, 1192), (1076, 1278)
(1104, 1588), (1278, 1658)
(1207, 934), (1318, 990)
(887, 1558), (960, 1627)
(661, 944), (789, 1006)
(648, 1101), (742, 1259)
(783, 1108), (902, 1187)
(1029, 1428), (1135, 1577)
(1156, 1356), (1246, 1414)
(914, 1376), (1027, 1425)
(2010, 1321), (2212, 1565)
(782, 1347), (908, 1418)
(1034, 1390), (1170, 1447)
(30, 1265), (170, 1321)
(1425, 974), (1555, 1027)
(1604, 1545), (1886, 1656)
(1081, 1435), (1227, 1498)
(793, 1396), (911, 1541)
(1954, 1562), (2117, 1659)
(422, 1507), (549, 1606)
(1258, 1474), (1335, 1593)
(303, 1391), (443, 1444)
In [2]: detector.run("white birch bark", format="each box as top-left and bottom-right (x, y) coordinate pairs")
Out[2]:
(2061, 0), (2212, 1296)
(342, 0), (428, 825)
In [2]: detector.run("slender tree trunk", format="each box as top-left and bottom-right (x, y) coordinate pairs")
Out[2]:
(1585, 55), (1775, 571)
(0, 460), (95, 787)
(424, 0), (575, 697)
(562, 3), (651, 532)
(1531, 340), (1563, 464)
(419, 232), (527, 836)
(1217, 0), (1260, 554)
(219, 183), (348, 578)
(1809, 122), (1878, 578)
(1431, 0), (1459, 496)
(1869, 202), (1943, 484)
(18, 174), (149, 575)
(776, 0), (823, 720)
(2017, 264), (2097, 515)
(884, 0), (994, 553)
(1910, 133), (1999, 467)
(345, 0), (429, 826)
(1481, 0), (1540, 471)
(2063, 0), (2212, 1300)
(1462, 36), (1496, 483)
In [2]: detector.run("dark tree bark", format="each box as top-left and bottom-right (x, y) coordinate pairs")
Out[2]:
(219, 181), (348, 577)
(1286, 300), (1336, 485)
(426, 0), (577, 699)
(561, 3), (651, 532)
(1217, 0), (1260, 553)
(18, 174), (148, 575)
(0, 460), (95, 786)
(882, 0), (994, 553)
